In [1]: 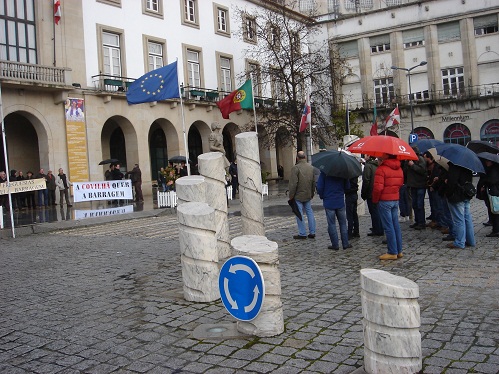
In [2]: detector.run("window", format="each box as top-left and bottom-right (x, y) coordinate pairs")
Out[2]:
(243, 14), (257, 43)
(443, 123), (471, 145)
(213, 4), (230, 36)
(374, 77), (394, 105)
(270, 68), (285, 101)
(269, 24), (280, 51)
(219, 56), (232, 92)
(328, 0), (339, 13)
(474, 14), (498, 36)
(403, 28), (424, 48)
(102, 32), (122, 76)
(370, 34), (390, 54)
(186, 49), (201, 87)
(442, 67), (464, 97)
(148, 41), (163, 71)
(386, 0), (402, 6)
(0, 0), (37, 63)
(481, 120), (499, 146)
(345, 0), (373, 10)
(181, 0), (198, 27)
(247, 62), (261, 96)
(291, 32), (301, 59)
(143, 0), (163, 17)
(338, 40), (358, 59)
(413, 127), (434, 140)
(437, 21), (461, 42)
(299, 0), (315, 12)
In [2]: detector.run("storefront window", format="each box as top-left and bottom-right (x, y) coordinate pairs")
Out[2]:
(443, 123), (471, 145)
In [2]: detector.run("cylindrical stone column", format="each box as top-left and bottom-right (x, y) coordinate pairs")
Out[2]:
(235, 132), (265, 236)
(177, 202), (219, 302)
(231, 235), (284, 337)
(175, 175), (206, 206)
(360, 269), (422, 374)
(198, 152), (231, 260)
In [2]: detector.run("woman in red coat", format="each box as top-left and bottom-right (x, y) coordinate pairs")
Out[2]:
(372, 154), (405, 260)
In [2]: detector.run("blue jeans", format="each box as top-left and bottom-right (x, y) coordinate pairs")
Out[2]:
(295, 199), (316, 237)
(399, 184), (410, 217)
(37, 188), (48, 207)
(325, 206), (349, 249)
(378, 200), (403, 255)
(345, 193), (359, 235)
(367, 199), (383, 235)
(441, 198), (454, 235)
(448, 200), (475, 248)
(411, 187), (426, 226)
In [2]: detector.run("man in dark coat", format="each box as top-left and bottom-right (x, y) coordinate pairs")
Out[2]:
(128, 164), (143, 202)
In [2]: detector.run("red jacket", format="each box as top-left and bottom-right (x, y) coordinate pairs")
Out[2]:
(372, 158), (404, 203)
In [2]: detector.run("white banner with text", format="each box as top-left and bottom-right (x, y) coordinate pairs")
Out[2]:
(74, 205), (134, 220)
(73, 180), (133, 202)
(0, 178), (46, 195)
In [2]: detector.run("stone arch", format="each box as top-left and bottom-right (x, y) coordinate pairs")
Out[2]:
(148, 118), (179, 181)
(443, 123), (471, 145)
(413, 127), (435, 140)
(222, 122), (240, 162)
(101, 115), (138, 174)
(0, 110), (49, 173)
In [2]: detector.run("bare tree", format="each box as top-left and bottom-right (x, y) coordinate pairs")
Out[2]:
(234, 1), (348, 151)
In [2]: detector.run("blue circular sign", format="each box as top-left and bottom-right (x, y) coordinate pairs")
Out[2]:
(219, 256), (265, 321)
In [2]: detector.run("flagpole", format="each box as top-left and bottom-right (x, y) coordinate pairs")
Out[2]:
(175, 59), (190, 176)
(0, 83), (15, 238)
(250, 79), (257, 134)
(396, 104), (402, 138)
(52, 5), (56, 66)
(308, 91), (313, 156)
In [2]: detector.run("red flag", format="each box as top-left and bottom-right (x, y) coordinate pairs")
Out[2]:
(216, 80), (253, 119)
(299, 96), (311, 132)
(54, 0), (61, 25)
(385, 106), (400, 128)
(370, 121), (378, 136)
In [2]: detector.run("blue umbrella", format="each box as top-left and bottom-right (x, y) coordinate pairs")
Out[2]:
(434, 143), (485, 174)
(411, 139), (444, 154)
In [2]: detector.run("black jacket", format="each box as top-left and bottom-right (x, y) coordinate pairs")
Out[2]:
(445, 163), (473, 203)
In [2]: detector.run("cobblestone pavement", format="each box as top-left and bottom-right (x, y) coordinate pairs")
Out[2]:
(0, 196), (498, 374)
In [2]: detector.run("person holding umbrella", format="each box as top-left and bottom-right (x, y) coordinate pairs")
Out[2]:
(372, 153), (405, 260)
(477, 153), (499, 237)
(444, 162), (476, 249)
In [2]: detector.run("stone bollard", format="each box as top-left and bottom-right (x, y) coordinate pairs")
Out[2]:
(177, 202), (219, 302)
(360, 269), (422, 374)
(175, 175), (206, 206)
(198, 152), (231, 260)
(235, 132), (265, 236)
(231, 235), (284, 337)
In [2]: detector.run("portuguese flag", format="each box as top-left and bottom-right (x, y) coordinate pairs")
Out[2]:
(217, 80), (254, 119)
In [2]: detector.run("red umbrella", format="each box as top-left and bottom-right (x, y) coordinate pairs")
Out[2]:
(347, 135), (418, 160)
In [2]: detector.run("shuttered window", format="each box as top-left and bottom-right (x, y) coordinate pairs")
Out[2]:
(403, 28), (424, 48)
(338, 40), (358, 58)
(370, 34), (390, 53)
(474, 14), (498, 35)
(437, 21), (461, 42)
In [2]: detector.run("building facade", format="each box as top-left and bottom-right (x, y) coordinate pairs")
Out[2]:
(324, 0), (499, 145)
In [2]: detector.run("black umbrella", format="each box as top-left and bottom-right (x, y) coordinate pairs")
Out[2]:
(288, 198), (303, 221)
(477, 152), (499, 164)
(466, 140), (499, 155)
(311, 150), (362, 179)
(168, 155), (190, 163)
(99, 158), (120, 165)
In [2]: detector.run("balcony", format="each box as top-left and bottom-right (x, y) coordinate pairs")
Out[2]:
(0, 60), (72, 90)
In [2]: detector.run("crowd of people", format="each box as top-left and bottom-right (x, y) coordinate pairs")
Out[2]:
(0, 168), (73, 212)
(288, 144), (499, 261)
(156, 161), (188, 192)
(104, 163), (143, 203)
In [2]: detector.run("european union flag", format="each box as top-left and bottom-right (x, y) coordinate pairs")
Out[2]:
(126, 61), (180, 104)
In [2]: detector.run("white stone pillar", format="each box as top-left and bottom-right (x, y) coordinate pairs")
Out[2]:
(177, 202), (219, 302)
(231, 235), (284, 337)
(175, 175), (206, 206)
(235, 132), (265, 236)
(360, 269), (422, 374)
(198, 152), (231, 260)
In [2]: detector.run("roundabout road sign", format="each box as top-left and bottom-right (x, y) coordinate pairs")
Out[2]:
(219, 256), (265, 321)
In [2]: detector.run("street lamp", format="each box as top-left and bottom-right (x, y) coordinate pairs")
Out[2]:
(391, 61), (427, 135)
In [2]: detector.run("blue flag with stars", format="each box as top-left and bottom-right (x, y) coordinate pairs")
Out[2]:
(126, 61), (180, 104)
